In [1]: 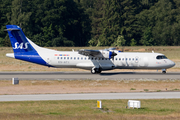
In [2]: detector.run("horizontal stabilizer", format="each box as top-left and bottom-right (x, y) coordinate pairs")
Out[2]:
(6, 53), (15, 58)
(4, 28), (20, 31)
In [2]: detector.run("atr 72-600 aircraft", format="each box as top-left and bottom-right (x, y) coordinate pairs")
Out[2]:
(5, 25), (175, 74)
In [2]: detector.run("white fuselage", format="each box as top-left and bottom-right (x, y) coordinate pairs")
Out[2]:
(43, 50), (175, 70)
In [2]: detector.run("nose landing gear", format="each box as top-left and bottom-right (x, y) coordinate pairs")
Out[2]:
(91, 67), (102, 74)
(162, 69), (166, 74)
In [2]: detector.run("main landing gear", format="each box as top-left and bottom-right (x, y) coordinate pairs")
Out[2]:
(91, 68), (102, 74)
(162, 69), (166, 74)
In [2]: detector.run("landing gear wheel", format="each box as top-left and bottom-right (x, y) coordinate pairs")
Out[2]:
(91, 68), (101, 74)
(91, 69), (96, 74)
(162, 71), (166, 74)
(162, 69), (166, 74)
(96, 69), (102, 74)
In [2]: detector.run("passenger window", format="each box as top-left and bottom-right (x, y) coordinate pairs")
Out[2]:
(132, 58), (134, 61)
(122, 58), (124, 61)
(77, 57), (79, 60)
(57, 57), (59, 59)
(102, 58), (104, 60)
(95, 58), (97, 60)
(85, 57), (86, 60)
(67, 57), (69, 59)
(81, 57), (83, 60)
(61, 57), (63, 59)
(129, 58), (131, 60)
(91, 58), (93, 60)
(64, 57), (66, 59)
(116, 58), (117, 60)
(71, 57), (72, 59)
(99, 58), (101, 60)
(88, 57), (90, 60)
(119, 58), (121, 60)
(74, 57), (76, 60)
(126, 58), (127, 60)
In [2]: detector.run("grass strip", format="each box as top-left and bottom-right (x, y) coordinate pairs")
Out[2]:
(0, 99), (180, 120)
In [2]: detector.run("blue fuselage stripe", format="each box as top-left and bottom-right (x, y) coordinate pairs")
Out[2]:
(14, 52), (49, 66)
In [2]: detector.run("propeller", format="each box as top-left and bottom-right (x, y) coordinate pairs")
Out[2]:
(109, 51), (117, 60)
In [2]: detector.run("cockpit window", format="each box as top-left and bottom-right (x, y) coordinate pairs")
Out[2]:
(156, 55), (167, 59)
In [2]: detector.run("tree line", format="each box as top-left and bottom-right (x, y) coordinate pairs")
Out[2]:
(0, 0), (180, 47)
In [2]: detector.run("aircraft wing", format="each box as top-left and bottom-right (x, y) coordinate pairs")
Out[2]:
(78, 49), (100, 56)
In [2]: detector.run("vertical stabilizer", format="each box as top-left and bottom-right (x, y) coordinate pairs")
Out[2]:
(6, 25), (36, 53)
(5, 25), (49, 66)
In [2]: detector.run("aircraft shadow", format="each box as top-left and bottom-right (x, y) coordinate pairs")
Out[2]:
(100, 72), (135, 76)
(99, 72), (180, 76)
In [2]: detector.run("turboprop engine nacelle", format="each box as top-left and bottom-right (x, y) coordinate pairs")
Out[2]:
(95, 50), (117, 59)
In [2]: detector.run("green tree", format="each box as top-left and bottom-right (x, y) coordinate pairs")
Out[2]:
(113, 35), (126, 47)
(90, 0), (142, 46)
(9, 0), (32, 31)
(137, 0), (180, 46)
(90, 0), (104, 46)
(32, 33), (45, 47)
(42, 24), (54, 47)
(130, 38), (137, 46)
(141, 27), (155, 46)
(141, 0), (158, 9)
(88, 38), (97, 46)
(52, 37), (74, 47)
(0, 0), (12, 47)
(2, 0), (180, 47)
(98, 0), (123, 46)
(121, 0), (142, 45)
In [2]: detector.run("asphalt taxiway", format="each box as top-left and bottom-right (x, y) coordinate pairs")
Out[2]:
(0, 92), (180, 101)
(0, 71), (179, 80)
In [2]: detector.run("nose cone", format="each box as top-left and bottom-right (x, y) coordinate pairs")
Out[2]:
(170, 60), (175, 67)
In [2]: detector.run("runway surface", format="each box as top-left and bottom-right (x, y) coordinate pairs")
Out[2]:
(0, 71), (180, 80)
(0, 92), (180, 101)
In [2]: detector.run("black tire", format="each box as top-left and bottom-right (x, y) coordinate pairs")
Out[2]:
(96, 68), (102, 74)
(91, 68), (102, 74)
(162, 71), (166, 74)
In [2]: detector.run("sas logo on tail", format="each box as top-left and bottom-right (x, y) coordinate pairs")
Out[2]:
(13, 42), (29, 49)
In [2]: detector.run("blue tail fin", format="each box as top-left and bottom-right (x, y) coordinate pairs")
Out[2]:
(6, 25), (36, 53)
(5, 25), (49, 66)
